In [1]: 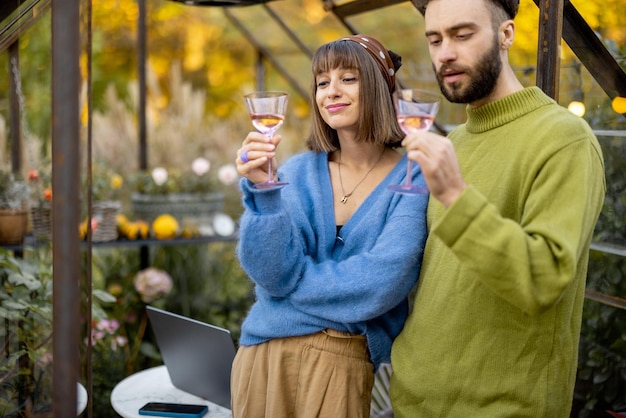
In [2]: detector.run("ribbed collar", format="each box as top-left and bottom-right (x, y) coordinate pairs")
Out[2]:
(464, 86), (555, 134)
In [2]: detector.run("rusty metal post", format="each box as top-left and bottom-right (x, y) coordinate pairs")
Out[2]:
(8, 41), (21, 173)
(51, 0), (81, 415)
(137, 0), (151, 268)
(536, 0), (564, 100)
(255, 51), (265, 91)
(138, 0), (147, 170)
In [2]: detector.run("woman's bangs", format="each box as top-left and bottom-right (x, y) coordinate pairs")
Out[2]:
(312, 42), (360, 75)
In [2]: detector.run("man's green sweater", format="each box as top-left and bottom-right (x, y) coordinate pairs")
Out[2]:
(391, 87), (606, 417)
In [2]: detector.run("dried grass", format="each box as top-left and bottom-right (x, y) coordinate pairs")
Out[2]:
(90, 61), (307, 176)
(1, 60), (309, 180)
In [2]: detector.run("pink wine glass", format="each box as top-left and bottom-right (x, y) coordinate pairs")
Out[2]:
(388, 88), (441, 195)
(243, 91), (289, 189)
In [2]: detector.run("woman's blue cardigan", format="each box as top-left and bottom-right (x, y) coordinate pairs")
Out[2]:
(236, 151), (428, 369)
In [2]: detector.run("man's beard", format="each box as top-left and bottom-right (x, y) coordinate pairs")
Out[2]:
(435, 38), (502, 104)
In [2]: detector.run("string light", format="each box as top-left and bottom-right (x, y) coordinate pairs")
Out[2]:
(567, 89), (586, 117)
(612, 96), (626, 114)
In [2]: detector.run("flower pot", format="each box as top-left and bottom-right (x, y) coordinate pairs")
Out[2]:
(131, 192), (224, 228)
(0, 208), (28, 244)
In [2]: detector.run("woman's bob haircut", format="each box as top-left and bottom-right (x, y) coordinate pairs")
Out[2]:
(306, 40), (404, 153)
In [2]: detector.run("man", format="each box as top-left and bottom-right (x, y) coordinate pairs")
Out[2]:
(390, 0), (606, 416)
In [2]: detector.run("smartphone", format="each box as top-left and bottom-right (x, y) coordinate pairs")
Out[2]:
(138, 402), (209, 418)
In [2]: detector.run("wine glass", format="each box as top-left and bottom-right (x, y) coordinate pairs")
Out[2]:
(388, 88), (441, 195)
(243, 91), (289, 189)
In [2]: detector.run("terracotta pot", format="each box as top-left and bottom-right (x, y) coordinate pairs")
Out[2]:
(0, 208), (28, 244)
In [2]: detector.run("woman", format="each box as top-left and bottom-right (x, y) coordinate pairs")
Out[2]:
(232, 34), (428, 418)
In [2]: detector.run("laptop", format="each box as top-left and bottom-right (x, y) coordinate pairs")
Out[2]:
(146, 306), (236, 409)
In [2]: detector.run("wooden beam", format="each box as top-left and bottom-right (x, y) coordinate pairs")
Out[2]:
(223, 8), (309, 99)
(0, 0), (20, 23)
(561, 0), (626, 99)
(532, 0), (626, 100)
(324, 0), (408, 19)
(585, 289), (626, 311)
(535, 0), (563, 100)
(0, 0), (51, 53)
(263, 3), (314, 58)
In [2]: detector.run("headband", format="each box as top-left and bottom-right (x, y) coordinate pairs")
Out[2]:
(341, 34), (402, 92)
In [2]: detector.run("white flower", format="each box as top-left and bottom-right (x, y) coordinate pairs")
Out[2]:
(151, 167), (168, 186)
(218, 164), (238, 185)
(191, 157), (211, 176)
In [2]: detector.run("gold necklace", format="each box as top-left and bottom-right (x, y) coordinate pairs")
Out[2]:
(337, 148), (386, 204)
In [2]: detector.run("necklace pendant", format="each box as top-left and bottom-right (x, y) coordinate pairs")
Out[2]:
(340, 195), (348, 204)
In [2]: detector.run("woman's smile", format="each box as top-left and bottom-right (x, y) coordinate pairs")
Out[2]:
(326, 103), (350, 113)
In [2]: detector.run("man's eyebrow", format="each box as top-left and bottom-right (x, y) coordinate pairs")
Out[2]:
(425, 22), (480, 37)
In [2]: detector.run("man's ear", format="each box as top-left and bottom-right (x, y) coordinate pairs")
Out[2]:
(500, 20), (515, 50)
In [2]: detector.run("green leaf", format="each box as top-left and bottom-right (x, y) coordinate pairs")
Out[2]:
(93, 289), (117, 304)
(7, 271), (42, 291)
(2, 299), (29, 310)
(592, 368), (612, 384)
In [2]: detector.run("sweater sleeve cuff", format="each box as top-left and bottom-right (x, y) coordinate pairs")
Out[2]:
(241, 178), (283, 213)
(433, 185), (487, 246)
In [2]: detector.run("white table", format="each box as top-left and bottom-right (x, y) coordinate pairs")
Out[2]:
(77, 382), (88, 415)
(110, 365), (231, 418)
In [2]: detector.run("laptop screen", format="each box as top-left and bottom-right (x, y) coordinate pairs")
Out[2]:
(146, 306), (236, 409)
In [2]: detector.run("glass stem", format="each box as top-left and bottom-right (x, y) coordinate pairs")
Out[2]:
(266, 134), (274, 184)
(405, 159), (413, 187)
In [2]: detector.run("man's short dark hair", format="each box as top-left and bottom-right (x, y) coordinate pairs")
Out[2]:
(411, 0), (519, 19)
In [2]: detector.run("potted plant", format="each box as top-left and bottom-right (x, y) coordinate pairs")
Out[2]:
(83, 162), (125, 242)
(0, 170), (30, 245)
(27, 167), (53, 241)
(130, 158), (236, 233)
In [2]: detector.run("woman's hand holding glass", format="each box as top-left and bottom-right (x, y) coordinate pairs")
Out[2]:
(236, 131), (283, 186)
(242, 91), (289, 189)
